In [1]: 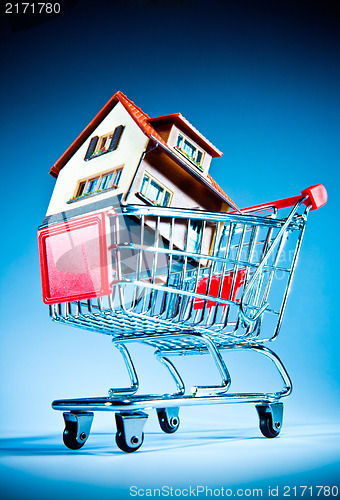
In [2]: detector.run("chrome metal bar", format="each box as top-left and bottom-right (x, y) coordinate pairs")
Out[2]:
(228, 343), (292, 398)
(132, 214), (145, 309)
(121, 205), (303, 229)
(240, 197), (307, 322)
(108, 343), (139, 397)
(52, 384), (288, 412)
(148, 216), (161, 315)
(154, 351), (185, 396)
(190, 334), (231, 396)
(258, 232), (288, 324)
(271, 207), (310, 339)
(172, 218), (190, 321)
(117, 242), (294, 271)
(219, 222), (236, 328)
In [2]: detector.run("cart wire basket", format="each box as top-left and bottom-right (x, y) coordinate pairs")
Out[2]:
(38, 184), (327, 452)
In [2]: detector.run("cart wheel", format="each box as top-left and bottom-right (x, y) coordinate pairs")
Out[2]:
(256, 403), (283, 438)
(63, 421), (86, 450)
(157, 408), (180, 434)
(115, 429), (144, 453)
(115, 411), (148, 453)
(62, 412), (93, 450)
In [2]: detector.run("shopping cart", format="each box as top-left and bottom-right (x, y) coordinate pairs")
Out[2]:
(38, 184), (327, 452)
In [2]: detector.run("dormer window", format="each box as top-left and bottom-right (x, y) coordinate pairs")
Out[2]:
(175, 134), (204, 171)
(84, 125), (125, 161)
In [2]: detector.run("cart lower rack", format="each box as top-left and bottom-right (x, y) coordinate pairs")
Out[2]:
(38, 184), (327, 452)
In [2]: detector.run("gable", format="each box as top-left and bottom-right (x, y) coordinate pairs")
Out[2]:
(46, 101), (149, 217)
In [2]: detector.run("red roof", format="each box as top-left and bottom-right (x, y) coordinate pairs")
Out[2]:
(49, 91), (237, 209)
(207, 174), (236, 207)
(116, 92), (167, 146)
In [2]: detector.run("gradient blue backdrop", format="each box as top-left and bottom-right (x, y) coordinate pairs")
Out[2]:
(0, 0), (339, 498)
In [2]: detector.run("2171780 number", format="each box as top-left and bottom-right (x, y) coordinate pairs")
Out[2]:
(283, 486), (339, 497)
(5, 3), (61, 14)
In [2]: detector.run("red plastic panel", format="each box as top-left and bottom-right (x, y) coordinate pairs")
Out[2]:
(194, 269), (246, 310)
(38, 212), (112, 304)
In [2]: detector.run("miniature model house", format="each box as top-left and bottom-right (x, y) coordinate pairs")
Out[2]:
(39, 92), (239, 305)
(45, 91), (238, 221)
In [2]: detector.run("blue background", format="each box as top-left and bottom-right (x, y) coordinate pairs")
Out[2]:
(0, 1), (339, 498)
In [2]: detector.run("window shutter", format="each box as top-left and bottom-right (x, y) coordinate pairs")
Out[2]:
(108, 125), (125, 152)
(84, 136), (99, 160)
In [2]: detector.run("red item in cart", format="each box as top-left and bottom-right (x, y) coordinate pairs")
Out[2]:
(194, 268), (246, 309)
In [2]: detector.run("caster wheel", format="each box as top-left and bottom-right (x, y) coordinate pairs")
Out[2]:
(256, 403), (283, 438)
(115, 429), (144, 453)
(63, 421), (87, 450)
(258, 414), (281, 438)
(157, 408), (180, 434)
(115, 411), (148, 453)
(62, 412), (93, 450)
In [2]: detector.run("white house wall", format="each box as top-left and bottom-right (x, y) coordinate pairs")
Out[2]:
(46, 101), (149, 216)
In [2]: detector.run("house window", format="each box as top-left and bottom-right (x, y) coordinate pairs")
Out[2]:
(76, 181), (86, 198)
(99, 135), (110, 150)
(84, 125), (125, 161)
(85, 177), (99, 194)
(175, 134), (204, 171)
(183, 139), (195, 158)
(99, 172), (113, 190)
(139, 173), (172, 207)
(98, 169), (122, 191)
(69, 167), (123, 202)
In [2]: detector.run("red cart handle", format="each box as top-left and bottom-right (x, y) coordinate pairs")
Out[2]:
(235, 184), (327, 214)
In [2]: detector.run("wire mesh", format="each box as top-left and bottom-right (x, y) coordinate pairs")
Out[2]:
(49, 203), (307, 353)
